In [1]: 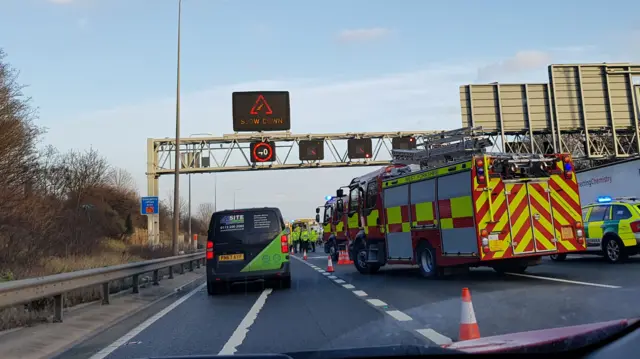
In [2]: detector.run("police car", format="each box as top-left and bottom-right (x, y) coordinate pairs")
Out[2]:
(550, 196), (640, 263)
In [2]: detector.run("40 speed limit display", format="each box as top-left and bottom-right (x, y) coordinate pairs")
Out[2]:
(250, 141), (276, 162)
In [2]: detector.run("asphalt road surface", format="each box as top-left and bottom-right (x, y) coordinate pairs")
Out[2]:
(65, 251), (640, 359)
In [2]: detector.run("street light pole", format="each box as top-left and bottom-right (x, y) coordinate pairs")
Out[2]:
(171, 0), (182, 256)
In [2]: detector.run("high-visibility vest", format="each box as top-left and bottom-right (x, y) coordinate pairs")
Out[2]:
(301, 230), (309, 241)
(311, 230), (318, 241)
(293, 230), (300, 241)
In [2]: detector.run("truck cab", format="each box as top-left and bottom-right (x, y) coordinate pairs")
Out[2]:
(318, 194), (349, 262)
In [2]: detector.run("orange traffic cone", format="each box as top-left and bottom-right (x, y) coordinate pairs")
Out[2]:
(337, 250), (347, 265)
(458, 288), (480, 341)
(303, 250), (307, 261)
(326, 256), (335, 272)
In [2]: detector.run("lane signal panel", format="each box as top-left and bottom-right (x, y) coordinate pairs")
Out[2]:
(347, 138), (373, 159)
(299, 140), (324, 161)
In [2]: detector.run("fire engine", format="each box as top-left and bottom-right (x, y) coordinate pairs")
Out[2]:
(334, 127), (586, 277)
(316, 194), (349, 262)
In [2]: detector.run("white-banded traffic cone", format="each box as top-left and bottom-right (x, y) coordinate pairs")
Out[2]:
(458, 287), (480, 341)
(326, 256), (334, 272)
(303, 249), (307, 261)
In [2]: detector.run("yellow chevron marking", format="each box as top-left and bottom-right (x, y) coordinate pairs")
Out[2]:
(527, 184), (556, 250)
(550, 176), (580, 207)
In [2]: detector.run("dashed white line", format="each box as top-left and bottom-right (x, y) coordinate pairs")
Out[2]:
(507, 272), (621, 289)
(367, 299), (387, 307)
(417, 328), (453, 345)
(386, 310), (412, 321)
(219, 288), (273, 355)
(89, 283), (206, 359)
(353, 290), (368, 297)
(292, 250), (455, 346)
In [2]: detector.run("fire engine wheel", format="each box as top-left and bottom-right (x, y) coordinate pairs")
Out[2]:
(417, 243), (441, 278)
(354, 246), (380, 274)
(549, 253), (567, 261)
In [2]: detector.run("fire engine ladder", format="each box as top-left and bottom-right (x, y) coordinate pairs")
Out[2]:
(391, 127), (493, 168)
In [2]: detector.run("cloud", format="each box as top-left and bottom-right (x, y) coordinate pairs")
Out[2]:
(476, 50), (552, 82)
(337, 27), (391, 43)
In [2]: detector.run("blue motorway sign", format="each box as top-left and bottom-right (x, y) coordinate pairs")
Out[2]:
(140, 196), (159, 215)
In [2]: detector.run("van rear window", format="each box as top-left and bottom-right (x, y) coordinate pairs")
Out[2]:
(212, 211), (283, 238)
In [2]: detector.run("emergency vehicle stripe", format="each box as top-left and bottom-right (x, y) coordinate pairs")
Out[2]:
(411, 202), (436, 226)
(438, 197), (474, 229)
(507, 185), (535, 253)
(385, 205), (411, 233)
(527, 183), (556, 250)
(548, 177), (581, 211)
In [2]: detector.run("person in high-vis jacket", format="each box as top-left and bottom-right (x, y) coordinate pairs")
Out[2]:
(292, 226), (301, 253)
(310, 228), (318, 252)
(300, 226), (310, 253)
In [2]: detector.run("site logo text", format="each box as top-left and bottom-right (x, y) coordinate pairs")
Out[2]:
(578, 176), (613, 188)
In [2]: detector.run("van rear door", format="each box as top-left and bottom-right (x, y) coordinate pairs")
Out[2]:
(210, 209), (285, 274)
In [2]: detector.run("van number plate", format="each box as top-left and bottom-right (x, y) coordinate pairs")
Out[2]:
(219, 254), (244, 261)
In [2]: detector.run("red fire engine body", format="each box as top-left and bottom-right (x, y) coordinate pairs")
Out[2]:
(318, 194), (349, 262)
(335, 153), (586, 278)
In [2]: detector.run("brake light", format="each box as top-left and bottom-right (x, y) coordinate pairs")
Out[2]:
(562, 155), (573, 180)
(206, 241), (214, 260)
(631, 221), (640, 233)
(475, 158), (486, 185)
(281, 235), (289, 253)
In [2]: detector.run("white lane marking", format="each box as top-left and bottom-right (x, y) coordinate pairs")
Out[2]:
(307, 256), (327, 259)
(417, 328), (453, 345)
(322, 273), (331, 276)
(89, 283), (206, 359)
(386, 310), (412, 322)
(507, 272), (621, 289)
(367, 299), (387, 307)
(218, 288), (273, 355)
(294, 250), (452, 345)
(328, 275), (337, 279)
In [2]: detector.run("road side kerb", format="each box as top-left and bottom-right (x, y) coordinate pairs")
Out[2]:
(0, 268), (205, 359)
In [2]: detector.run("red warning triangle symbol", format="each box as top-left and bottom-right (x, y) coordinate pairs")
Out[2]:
(249, 95), (273, 115)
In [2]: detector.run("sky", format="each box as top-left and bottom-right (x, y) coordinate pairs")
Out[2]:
(1, 0), (640, 221)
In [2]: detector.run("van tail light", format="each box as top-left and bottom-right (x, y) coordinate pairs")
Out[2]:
(631, 221), (640, 233)
(206, 241), (214, 260)
(281, 235), (289, 253)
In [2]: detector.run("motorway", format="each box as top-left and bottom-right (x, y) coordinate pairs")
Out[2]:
(61, 252), (640, 359)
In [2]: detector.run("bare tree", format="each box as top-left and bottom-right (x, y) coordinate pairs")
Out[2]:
(106, 167), (137, 193)
(162, 192), (187, 221)
(196, 202), (215, 226)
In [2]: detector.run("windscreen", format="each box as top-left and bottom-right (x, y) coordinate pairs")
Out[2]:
(211, 210), (283, 244)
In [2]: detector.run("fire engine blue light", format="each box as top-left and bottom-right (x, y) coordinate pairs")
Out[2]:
(325, 195), (332, 201)
(477, 168), (484, 175)
(597, 196), (612, 203)
(564, 163), (573, 171)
